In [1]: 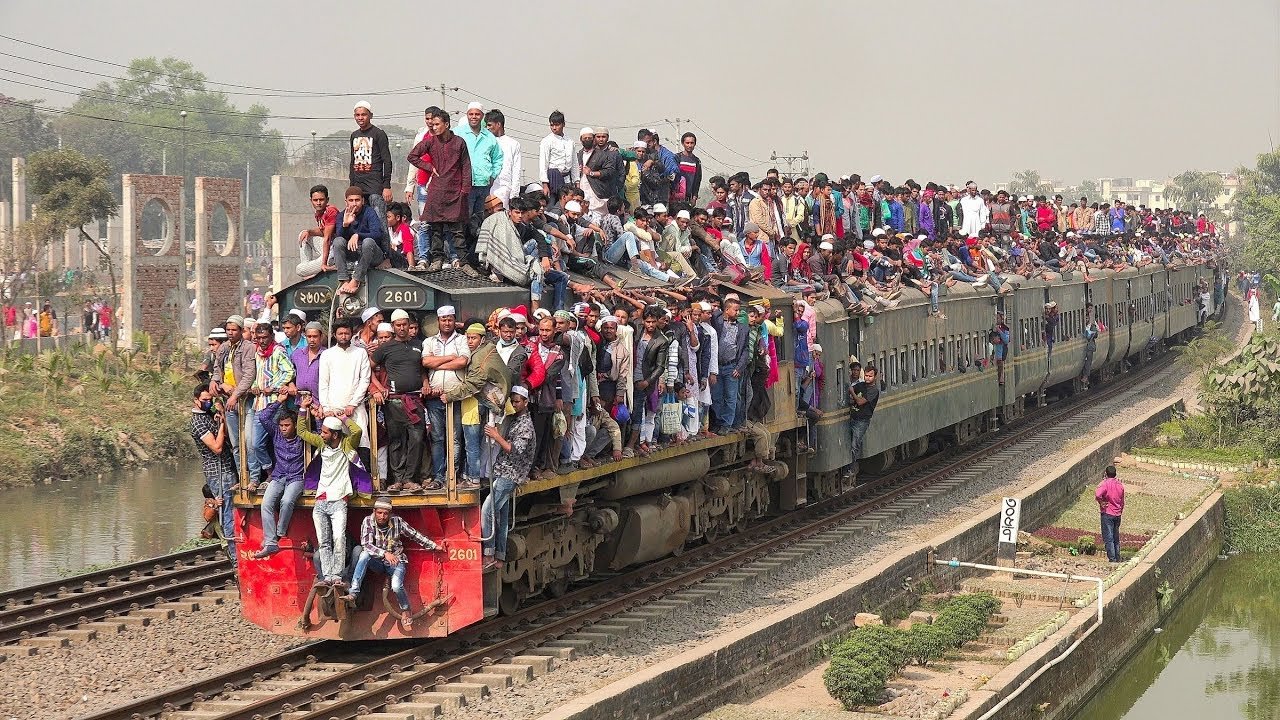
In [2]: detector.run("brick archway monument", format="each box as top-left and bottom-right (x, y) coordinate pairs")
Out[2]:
(194, 177), (244, 338)
(121, 174), (185, 350)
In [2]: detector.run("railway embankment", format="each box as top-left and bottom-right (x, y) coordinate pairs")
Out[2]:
(539, 398), (1199, 720)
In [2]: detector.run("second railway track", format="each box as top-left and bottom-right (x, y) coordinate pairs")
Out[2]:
(77, 349), (1179, 720)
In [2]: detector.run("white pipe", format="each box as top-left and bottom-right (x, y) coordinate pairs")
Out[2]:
(931, 558), (1104, 622)
(931, 558), (1105, 720)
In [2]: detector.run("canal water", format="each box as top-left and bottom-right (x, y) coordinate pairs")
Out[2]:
(0, 460), (210, 590)
(1072, 554), (1280, 720)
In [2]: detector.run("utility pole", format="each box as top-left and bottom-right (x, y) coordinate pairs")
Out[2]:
(424, 83), (461, 118)
(770, 150), (810, 177)
(665, 117), (691, 139)
(310, 130), (317, 173)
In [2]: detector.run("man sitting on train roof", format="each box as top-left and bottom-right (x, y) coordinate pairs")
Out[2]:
(339, 496), (441, 631)
(334, 185), (389, 297)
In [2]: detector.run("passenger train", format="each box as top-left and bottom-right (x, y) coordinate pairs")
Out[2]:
(233, 260), (1220, 640)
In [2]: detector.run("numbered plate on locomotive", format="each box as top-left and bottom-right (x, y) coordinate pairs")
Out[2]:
(293, 285), (334, 309)
(378, 284), (428, 309)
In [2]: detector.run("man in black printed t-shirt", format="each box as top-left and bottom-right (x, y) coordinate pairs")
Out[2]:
(848, 364), (880, 474)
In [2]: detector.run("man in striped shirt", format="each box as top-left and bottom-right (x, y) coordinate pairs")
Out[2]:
(341, 497), (441, 630)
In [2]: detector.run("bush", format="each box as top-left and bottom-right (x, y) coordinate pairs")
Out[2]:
(824, 655), (891, 709)
(1077, 535), (1097, 555)
(906, 623), (950, 666)
(824, 594), (1001, 709)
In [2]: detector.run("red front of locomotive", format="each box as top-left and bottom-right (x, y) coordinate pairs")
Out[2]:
(234, 500), (484, 640)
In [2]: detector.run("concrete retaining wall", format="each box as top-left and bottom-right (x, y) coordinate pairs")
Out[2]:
(957, 492), (1223, 720)
(538, 398), (1185, 720)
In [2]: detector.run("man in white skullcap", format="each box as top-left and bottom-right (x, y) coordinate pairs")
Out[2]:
(297, 409), (363, 586)
(341, 495), (441, 631)
(420, 304), (470, 489)
(456, 101), (504, 218)
(349, 100), (393, 239)
(481, 385), (536, 571)
(371, 308), (427, 492)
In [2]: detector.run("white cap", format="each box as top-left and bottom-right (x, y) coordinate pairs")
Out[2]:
(509, 313), (528, 324)
(821, 233), (836, 241)
(812, 343), (823, 353)
(322, 416), (345, 432)
(466, 101), (483, 112)
(653, 203), (668, 214)
(917, 234), (928, 241)
(819, 241), (834, 251)
(579, 126), (594, 137)
(632, 140), (647, 149)
(863, 240), (875, 249)
(288, 308), (307, 322)
(511, 385), (530, 399)
(872, 227), (886, 237)
(390, 309), (410, 322)
(354, 100), (373, 113)
(436, 305), (456, 317)
(376, 322), (393, 334)
(676, 210), (691, 220)
(563, 200), (583, 213)
(869, 174), (882, 183)
(698, 301), (713, 312)
(533, 308), (552, 320)
(360, 307), (382, 323)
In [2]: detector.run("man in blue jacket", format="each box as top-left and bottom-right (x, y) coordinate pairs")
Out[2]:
(335, 186), (388, 296)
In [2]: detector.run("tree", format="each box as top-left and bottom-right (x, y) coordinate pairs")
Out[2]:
(1008, 169), (1052, 198)
(0, 95), (57, 202)
(49, 57), (286, 251)
(21, 148), (121, 342)
(1076, 179), (1099, 201)
(1234, 150), (1280, 278)
(1165, 170), (1225, 213)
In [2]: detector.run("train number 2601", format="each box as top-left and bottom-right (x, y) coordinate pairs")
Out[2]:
(448, 547), (478, 562)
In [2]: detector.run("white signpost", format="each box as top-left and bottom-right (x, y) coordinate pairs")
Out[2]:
(997, 497), (1021, 568)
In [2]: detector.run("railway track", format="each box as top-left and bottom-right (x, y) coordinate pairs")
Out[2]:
(0, 545), (233, 646)
(79, 349), (1180, 720)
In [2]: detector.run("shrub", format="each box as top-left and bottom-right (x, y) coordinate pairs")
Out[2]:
(906, 623), (950, 666)
(1077, 535), (1097, 555)
(824, 655), (890, 709)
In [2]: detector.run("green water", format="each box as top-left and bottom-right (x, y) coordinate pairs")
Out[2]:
(1072, 554), (1280, 720)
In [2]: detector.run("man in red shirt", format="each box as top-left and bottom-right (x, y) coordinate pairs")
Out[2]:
(296, 184), (339, 279)
(1095, 464), (1125, 562)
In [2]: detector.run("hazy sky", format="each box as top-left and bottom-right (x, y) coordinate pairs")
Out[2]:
(3, 0), (1278, 187)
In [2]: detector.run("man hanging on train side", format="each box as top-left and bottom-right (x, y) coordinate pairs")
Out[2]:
(847, 364), (880, 476)
(340, 496), (442, 631)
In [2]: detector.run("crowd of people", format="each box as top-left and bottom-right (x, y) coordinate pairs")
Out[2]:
(189, 99), (1225, 600)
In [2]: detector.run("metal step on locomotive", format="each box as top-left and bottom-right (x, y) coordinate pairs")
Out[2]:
(231, 258), (1222, 640)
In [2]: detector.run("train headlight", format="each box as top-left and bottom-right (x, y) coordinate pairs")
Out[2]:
(340, 295), (364, 317)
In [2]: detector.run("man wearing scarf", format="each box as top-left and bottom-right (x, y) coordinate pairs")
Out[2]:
(251, 321), (296, 484)
(477, 196), (536, 286)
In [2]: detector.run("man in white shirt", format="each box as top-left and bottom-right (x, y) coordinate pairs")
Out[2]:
(420, 305), (471, 488)
(318, 320), (372, 458)
(486, 109), (522, 209)
(958, 181), (988, 238)
(538, 110), (575, 197)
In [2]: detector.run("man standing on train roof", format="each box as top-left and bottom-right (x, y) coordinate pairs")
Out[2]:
(408, 108), (473, 272)
(340, 496), (441, 631)
(486, 109), (523, 210)
(457, 102), (504, 218)
(482, 385), (537, 572)
(847, 363), (880, 476)
(348, 100), (394, 235)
